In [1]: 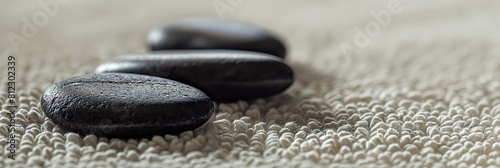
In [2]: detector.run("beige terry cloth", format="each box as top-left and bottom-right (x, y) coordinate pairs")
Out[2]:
(1, 0), (500, 167)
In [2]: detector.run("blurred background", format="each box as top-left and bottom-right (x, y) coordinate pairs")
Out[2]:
(2, 0), (499, 83)
(3, 1), (499, 63)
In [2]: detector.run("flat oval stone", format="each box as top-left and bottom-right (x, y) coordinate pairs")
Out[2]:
(95, 50), (294, 102)
(41, 73), (214, 139)
(147, 17), (287, 59)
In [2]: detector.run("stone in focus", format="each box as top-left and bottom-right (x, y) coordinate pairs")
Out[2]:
(95, 50), (294, 102)
(41, 73), (214, 139)
(147, 17), (287, 58)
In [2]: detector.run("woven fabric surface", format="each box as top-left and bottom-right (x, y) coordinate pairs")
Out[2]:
(1, 0), (500, 167)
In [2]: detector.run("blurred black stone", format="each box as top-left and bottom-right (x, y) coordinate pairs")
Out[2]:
(147, 17), (287, 59)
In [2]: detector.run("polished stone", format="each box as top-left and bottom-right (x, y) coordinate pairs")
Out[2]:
(147, 17), (287, 58)
(95, 50), (294, 102)
(41, 73), (214, 138)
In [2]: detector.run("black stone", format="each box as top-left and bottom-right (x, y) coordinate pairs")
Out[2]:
(95, 50), (294, 102)
(41, 73), (214, 139)
(147, 17), (287, 59)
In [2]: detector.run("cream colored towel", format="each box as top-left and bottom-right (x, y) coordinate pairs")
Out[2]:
(1, 0), (500, 167)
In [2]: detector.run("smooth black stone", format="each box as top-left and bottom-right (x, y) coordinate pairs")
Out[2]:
(95, 50), (294, 102)
(147, 17), (287, 59)
(41, 73), (214, 139)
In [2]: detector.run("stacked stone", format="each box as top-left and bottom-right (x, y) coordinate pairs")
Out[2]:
(41, 17), (294, 139)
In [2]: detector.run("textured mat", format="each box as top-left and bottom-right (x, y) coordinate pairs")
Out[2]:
(2, 0), (500, 167)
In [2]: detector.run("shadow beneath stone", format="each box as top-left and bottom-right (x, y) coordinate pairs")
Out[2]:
(262, 62), (337, 108)
(290, 62), (336, 84)
(253, 62), (359, 134)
